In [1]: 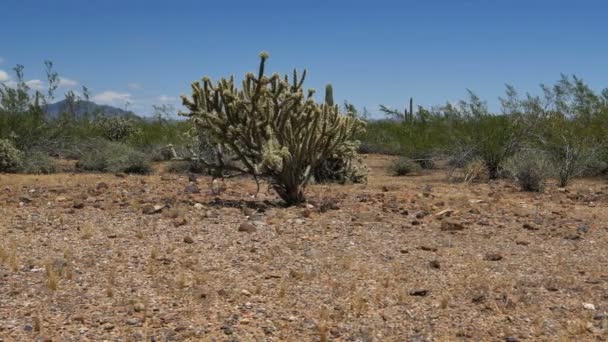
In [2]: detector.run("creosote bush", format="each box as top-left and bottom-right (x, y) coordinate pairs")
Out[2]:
(0, 139), (23, 173)
(391, 157), (420, 176)
(94, 116), (138, 141)
(504, 149), (552, 192)
(77, 140), (151, 174)
(19, 151), (58, 174)
(182, 52), (365, 205)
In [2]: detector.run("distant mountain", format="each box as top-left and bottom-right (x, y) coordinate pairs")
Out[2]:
(44, 100), (141, 120)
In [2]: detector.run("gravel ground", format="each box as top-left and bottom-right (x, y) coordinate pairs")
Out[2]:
(0, 155), (607, 341)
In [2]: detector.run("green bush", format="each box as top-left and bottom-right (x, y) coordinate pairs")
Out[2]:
(94, 116), (138, 141)
(391, 157), (420, 176)
(19, 151), (58, 174)
(77, 141), (152, 174)
(0, 139), (23, 172)
(504, 149), (552, 192)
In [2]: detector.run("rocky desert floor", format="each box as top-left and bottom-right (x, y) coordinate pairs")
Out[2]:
(0, 155), (607, 342)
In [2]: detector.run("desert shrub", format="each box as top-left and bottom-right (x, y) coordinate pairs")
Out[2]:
(19, 151), (58, 174)
(94, 116), (138, 141)
(77, 141), (151, 174)
(0, 139), (23, 172)
(166, 159), (206, 174)
(454, 106), (521, 179)
(462, 158), (488, 183)
(181, 53), (365, 205)
(391, 157), (420, 176)
(504, 149), (552, 192)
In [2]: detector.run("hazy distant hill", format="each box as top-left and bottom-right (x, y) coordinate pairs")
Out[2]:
(44, 100), (141, 120)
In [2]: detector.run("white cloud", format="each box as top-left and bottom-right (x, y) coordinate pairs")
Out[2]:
(92, 91), (132, 105)
(58, 77), (78, 87)
(25, 79), (44, 90)
(158, 95), (176, 103)
(0, 70), (9, 82)
(127, 82), (142, 90)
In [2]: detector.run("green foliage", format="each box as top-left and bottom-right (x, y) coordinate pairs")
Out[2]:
(94, 116), (138, 141)
(504, 149), (552, 192)
(0, 139), (23, 172)
(391, 157), (420, 176)
(19, 151), (58, 174)
(77, 140), (151, 174)
(182, 52), (365, 205)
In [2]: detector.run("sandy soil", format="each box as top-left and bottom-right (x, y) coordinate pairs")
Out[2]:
(0, 155), (607, 341)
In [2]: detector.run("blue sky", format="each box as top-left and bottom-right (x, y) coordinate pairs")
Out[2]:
(1, 0), (606, 116)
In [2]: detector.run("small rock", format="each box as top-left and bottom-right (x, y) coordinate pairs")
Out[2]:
(19, 195), (33, 203)
(183, 236), (194, 244)
(125, 318), (139, 325)
(238, 222), (257, 233)
(114, 172), (127, 178)
(142, 204), (164, 215)
(523, 223), (539, 230)
(133, 303), (145, 312)
(73, 200), (85, 209)
(415, 211), (428, 219)
(55, 196), (68, 202)
(304, 248), (322, 258)
(564, 234), (581, 241)
(577, 224), (590, 233)
(23, 324), (33, 332)
(409, 289), (429, 296)
(173, 217), (187, 227)
(583, 303), (596, 310)
(505, 336), (519, 342)
(221, 325), (233, 335)
(440, 220), (465, 231)
(429, 260), (440, 269)
(294, 219), (305, 225)
(193, 203), (204, 209)
(484, 253), (503, 261)
(593, 313), (606, 320)
(184, 184), (200, 194)
(103, 323), (115, 331)
(96, 182), (109, 190)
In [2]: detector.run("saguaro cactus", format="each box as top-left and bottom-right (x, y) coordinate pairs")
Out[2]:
(181, 52), (365, 205)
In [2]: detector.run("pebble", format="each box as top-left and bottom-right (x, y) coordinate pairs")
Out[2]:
(125, 318), (139, 325)
(409, 289), (429, 296)
(583, 303), (596, 310)
(484, 253), (503, 261)
(184, 184), (200, 194)
(440, 220), (465, 231)
(183, 236), (194, 244)
(238, 222), (257, 233)
(133, 303), (145, 312)
(72, 200), (84, 209)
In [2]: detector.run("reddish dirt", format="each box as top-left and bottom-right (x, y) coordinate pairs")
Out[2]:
(0, 155), (607, 341)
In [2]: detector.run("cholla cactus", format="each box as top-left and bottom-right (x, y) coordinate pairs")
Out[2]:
(0, 139), (23, 172)
(94, 116), (138, 141)
(181, 52), (365, 204)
